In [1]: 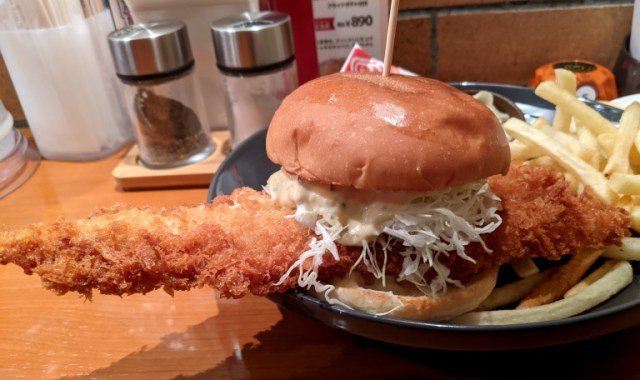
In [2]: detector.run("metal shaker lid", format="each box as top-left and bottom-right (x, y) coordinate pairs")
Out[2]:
(211, 11), (294, 71)
(108, 21), (193, 78)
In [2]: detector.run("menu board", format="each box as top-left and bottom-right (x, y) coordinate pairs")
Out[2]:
(313, 0), (389, 74)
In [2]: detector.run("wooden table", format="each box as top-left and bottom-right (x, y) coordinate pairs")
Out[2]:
(2, 141), (640, 379)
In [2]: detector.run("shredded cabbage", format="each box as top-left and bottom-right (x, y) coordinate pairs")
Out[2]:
(271, 175), (502, 299)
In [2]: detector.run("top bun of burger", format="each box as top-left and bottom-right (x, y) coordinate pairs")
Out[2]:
(266, 72), (511, 192)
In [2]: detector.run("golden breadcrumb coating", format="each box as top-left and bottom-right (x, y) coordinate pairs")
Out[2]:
(0, 163), (629, 298)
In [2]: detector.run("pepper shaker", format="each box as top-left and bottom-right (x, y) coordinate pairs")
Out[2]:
(211, 11), (298, 148)
(108, 21), (215, 169)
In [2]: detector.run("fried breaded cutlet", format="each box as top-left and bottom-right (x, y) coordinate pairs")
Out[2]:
(0, 189), (359, 298)
(0, 163), (630, 298)
(435, 162), (630, 279)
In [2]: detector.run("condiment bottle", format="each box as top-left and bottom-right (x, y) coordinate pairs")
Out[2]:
(108, 21), (215, 169)
(529, 60), (618, 101)
(211, 11), (298, 147)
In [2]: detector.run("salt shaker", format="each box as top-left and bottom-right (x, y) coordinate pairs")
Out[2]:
(108, 21), (215, 169)
(211, 11), (298, 147)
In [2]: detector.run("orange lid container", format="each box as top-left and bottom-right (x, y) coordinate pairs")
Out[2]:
(529, 60), (618, 100)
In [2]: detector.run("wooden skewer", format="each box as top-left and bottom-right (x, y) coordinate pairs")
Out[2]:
(383, 0), (400, 76)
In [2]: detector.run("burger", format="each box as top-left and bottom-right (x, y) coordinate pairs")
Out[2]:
(263, 72), (511, 321)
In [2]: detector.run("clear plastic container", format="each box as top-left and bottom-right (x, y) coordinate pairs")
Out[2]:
(0, 3), (133, 161)
(0, 103), (14, 160)
(0, 101), (40, 199)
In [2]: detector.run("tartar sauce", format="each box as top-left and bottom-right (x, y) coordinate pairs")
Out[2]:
(266, 169), (416, 245)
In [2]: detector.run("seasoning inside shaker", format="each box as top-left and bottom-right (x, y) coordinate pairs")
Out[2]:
(108, 21), (215, 169)
(134, 88), (212, 165)
(211, 11), (298, 148)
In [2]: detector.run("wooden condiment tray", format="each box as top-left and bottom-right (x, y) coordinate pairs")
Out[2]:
(112, 131), (231, 190)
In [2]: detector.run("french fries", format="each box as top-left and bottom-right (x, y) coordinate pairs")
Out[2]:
(608, 173), (640, 195)
(551, 69), (576, 133)
(564, 260), (620, 298)
(510, 258), (539, 278)
(453, 71), (640, 326)
(474, 269), (555, 312)
(516, 249), (602, 309)
(631, 207), (640, 235)
(452, 261), (632, 325)
(603, 237), (640, 260)
(604, 102), (640, 175)
(503, 118), (617, 204)
(534, 80), (617, 136)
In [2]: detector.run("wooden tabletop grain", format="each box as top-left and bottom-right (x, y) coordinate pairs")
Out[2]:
(2, 142), (640, 379)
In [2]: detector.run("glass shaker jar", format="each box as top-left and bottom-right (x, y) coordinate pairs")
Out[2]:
(108, 21), (215, 169)
(211, 11), (298, 148)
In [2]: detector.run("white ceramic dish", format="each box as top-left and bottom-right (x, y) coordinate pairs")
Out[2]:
(611, 93), (640, 109)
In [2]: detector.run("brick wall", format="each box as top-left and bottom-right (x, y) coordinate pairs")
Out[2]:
(394, 0), (633, 85)
(0, 0), (633, 122)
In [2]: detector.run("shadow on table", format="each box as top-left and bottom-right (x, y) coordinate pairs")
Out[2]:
(62, 304), (639, 380)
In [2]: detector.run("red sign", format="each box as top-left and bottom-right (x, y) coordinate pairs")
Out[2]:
(340, 43), (417, 75)
(314, 18), (335, 31)
(259, 0), (319, 85)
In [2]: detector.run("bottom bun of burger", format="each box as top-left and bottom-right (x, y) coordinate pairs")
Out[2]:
(327, 267), (499, 322)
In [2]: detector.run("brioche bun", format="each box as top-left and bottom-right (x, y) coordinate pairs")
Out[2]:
(266, 72), (511, 192)
(330, 267), (498, 322)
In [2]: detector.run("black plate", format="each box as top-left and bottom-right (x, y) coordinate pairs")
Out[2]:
(208, 83), (640, 351)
